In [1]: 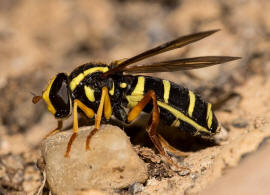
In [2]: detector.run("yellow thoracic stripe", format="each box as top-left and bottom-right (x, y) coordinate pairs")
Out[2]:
(188, 90), (196, 117)
(207, 103), (213, 129)
(157, 101), (210, 134)
(84, 86), (95, 102)
(162, 80), (170, 104)
(109, 82), (114, 96)
(126, 76), (145, 108)
(70, 67), (109, 91)
(42, 75), (57, 115)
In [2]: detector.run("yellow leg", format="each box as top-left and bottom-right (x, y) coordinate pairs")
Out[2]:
(104, 91), (112, 120)
(65, 99), (95, 157)
(86, 87), (112, 150)
(158, 134), (190, 157)
(43, 120), (63, 139)
(75, 99), (95, 119)
(65, 100), (79, 157)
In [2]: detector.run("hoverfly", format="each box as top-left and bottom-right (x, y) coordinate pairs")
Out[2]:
(33, 30), (239, 166)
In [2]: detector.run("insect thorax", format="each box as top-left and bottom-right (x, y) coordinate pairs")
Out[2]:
(67, 63), (109, 109)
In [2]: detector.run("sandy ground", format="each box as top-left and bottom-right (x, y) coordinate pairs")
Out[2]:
(0, 0), (270, 194)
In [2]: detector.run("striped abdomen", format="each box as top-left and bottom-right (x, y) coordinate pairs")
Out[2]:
(123, 75), (219, 137)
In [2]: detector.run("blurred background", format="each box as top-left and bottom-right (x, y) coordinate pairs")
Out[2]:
(0, 0), (270, 194)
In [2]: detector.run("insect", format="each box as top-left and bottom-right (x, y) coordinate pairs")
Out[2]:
(33, 30), (239, 166)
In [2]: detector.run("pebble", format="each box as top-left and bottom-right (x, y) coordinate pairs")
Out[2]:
(41, 125), (147, 195)
(128, 182), (144, 194)
(214, 125), (228, 144)
(232, 118), (249, 128)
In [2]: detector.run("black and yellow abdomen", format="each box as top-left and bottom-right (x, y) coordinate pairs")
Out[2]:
(122, 75), (219, 137)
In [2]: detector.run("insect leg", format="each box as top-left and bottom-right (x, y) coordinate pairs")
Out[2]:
(65, 100), (79, 157)
(43, 120), (63, 139)
(85, 87), (112, 150)
(75, 99), (95, 119)
(104, 88), (112, 120)
(127, 90), (177, 165)
(65, 99), (95, 157)
(157, 134), (190, 157)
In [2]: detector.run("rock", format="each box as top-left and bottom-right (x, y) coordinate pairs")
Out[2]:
(232, 118), (249, 128)
(41, 125), (148, 195)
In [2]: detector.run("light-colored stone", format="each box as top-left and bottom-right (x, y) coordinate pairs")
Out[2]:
(41, 125), (147, 195)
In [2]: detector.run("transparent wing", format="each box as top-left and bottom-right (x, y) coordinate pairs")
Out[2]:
(102, 29), (220, 78)
(122, 56), (241, 73)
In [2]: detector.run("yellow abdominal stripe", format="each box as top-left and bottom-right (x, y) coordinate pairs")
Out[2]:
(157, 101), (210, 134)
(188, 90), (195, 117)
(162, 80), (170, 103)
(207, 103), (213, 129)
(42, 75), (57, 115)
(70, 67), (109, 91)
(132, 77), (145, 95)
(126, 76), (145, 108)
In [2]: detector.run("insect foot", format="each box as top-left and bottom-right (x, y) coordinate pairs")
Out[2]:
(41, 125), (147, 194)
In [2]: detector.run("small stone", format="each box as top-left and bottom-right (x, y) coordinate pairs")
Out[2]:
(42, 125), (147, 195)
(23, 165), (41, 193)
(177, 169), (190, 176)
(191, 172), (198, 181)
(214, 126), (228, 144)
(232, 118), (249, 128)
(128, 182), (144, 194)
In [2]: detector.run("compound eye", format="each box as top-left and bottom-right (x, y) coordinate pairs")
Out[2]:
(50, 73), (71, 118)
